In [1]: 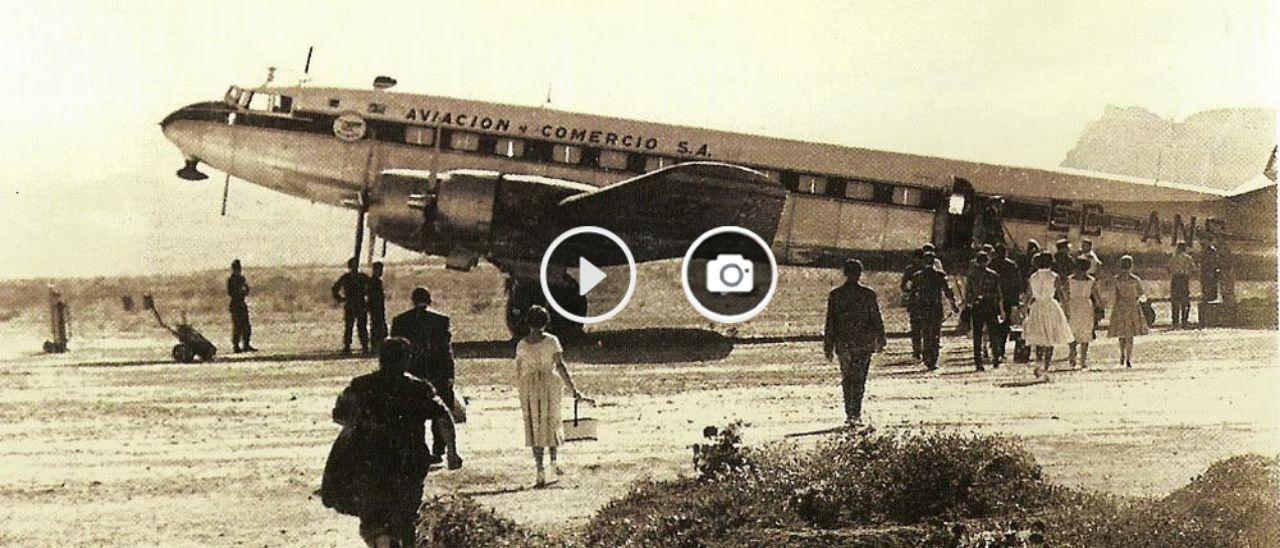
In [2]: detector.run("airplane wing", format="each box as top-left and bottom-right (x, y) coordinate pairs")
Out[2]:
(556, 162), (788, 261)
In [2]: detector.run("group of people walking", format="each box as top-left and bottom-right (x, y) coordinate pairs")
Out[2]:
(896, 238), (1155, 378)
(315, 271), (584, 547)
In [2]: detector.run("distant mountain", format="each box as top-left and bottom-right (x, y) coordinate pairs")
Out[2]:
(1061, 106), (1276, 192)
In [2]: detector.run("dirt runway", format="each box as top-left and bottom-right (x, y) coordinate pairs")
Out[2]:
(0, 325), (1276, 546)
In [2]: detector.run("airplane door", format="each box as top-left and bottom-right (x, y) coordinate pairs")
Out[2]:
(937, 177), (977, 252)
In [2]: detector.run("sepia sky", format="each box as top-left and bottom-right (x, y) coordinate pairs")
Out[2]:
(0, 0), (1276, 279)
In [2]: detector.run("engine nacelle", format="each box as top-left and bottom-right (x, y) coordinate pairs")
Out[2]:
(366, 169), (438, 254)
(367, 169), (594, 269)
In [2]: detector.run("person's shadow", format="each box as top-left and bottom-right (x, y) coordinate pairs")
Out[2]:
(454, 328), (734, 364)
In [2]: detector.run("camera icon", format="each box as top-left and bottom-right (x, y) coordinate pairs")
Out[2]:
(706, 254), (754, 293)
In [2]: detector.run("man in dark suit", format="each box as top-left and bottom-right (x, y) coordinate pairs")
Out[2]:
(367, 262), (388, 353)
(824, 259), (886, 424)
(391, 287), (456, 460)
(331, 257), (371, 354)
(990, 245), (1022, 364)
(899, 246), (932, 362)
(966, 252), (1005, 371)
(909, 254), (958, 371)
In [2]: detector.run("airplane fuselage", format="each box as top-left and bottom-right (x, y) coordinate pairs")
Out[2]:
(160, 83), (1275, 277)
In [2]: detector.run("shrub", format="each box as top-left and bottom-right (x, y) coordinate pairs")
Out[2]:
(415, 494), (548, 548)
(1045, 453), (1280, 547)
(692, 421), (752, 480)
(786, 427), (1054, 526)
(582, 424), (1055, 545)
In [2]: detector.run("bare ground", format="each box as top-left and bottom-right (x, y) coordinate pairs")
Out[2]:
(0, 321), (1276, 547)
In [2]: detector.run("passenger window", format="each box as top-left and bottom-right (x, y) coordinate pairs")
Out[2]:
(598, 150), (629, 170)
(892, 186), (923, 206)
(553, 144), (582, 164)
(845, 180), (875, 200)
(368, 103), (387, 114)
(798, 175), (827, 194)
(449, 132), (481, 152)
(329, 98), (341, 108)
(644, 156), (677, 171)
(273, 96), (293, 114)
(405, 126), (437, 147)
(495, 138), (524, 158)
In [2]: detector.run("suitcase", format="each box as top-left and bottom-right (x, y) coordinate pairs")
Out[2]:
(562, 397), (598, 442)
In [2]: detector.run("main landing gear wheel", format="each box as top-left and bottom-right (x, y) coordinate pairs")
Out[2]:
(504, 277), (586, 341)
(172, 344), (195, 363)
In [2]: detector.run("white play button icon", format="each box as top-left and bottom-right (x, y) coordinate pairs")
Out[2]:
(577, 257), (606, 295)
(539, 226), (637, 325)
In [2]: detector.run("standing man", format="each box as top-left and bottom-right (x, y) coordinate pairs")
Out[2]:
(391, 287), (457, 461)
(227, 259), (257, 353)
(332, 257), (371, 355)
(899, 246), (930, 362)
(1199, 241), (1221, 305)
(1167, 243), (1197, 328)
(823, 259), (886, 425)
(1052, 239), (1074, 280)
(966, 252), (1005, 371)
(990, 245), (1022, 364)
(367, 262), (388, 353)
(910, 255), (958, 371)
(1079, 238), (1103, 276)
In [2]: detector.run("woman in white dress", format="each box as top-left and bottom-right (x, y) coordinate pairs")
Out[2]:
(1065, 257), (1102, 369)
(515, 305), (584, 487)
(1022, 252), (1074, 378)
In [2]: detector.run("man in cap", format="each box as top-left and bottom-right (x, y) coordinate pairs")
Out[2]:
(909, 254), (958, 370)
(990, 245), (1022, 364)
(1167, 242), (1197, 328)
(1079, 238), (1103, 276)
(965, 252), (1005, 371)
(332, 257), (371, 354)
(227, 259), (257, 353)
(824, 259), (886, 424)
(1052, 239), (1074, 280)
(391, 287), (457, 461)
(900, 244), (935, 361)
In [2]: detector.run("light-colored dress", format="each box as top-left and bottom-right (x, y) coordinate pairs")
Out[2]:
(1023, 269), (1074, 347)
(515, 334), (564, 448)
(1065, 276), (1097, 343)
(1108, 273), (1149, 338)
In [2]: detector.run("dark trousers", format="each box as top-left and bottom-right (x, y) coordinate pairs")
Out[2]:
(230, 303), (251, 348)
(919, 309), (943, 369)
(907, 304), (922, 358)
(343, 308), (369, 351)
(1170, 276), (1191, 326)
(357, 476), (423, 547)
(369, 307), (387, 352)
(1200, 273), (1219, 303)
(991, 297), (1018, 361)
(836, 345), (872, 420)
(971, 299), (1001, 367)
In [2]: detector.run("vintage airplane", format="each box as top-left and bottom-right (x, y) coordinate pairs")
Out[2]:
(160, 74), (1277, 334)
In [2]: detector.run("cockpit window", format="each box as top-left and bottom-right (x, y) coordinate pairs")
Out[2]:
(224, 86), (243, 105)
(242, 91), (293, 114)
